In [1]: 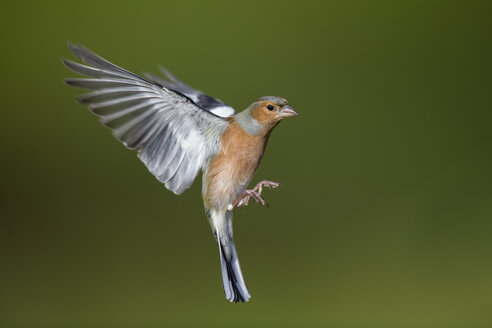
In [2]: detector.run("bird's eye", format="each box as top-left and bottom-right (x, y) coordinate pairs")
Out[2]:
(267, 104), (274, 111)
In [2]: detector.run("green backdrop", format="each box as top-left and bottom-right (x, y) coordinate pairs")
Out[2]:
(1, 1), (491, 327)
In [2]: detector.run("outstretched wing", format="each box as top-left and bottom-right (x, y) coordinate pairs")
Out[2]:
(63, 42), (229, 195)
(144, 67), (236, 118)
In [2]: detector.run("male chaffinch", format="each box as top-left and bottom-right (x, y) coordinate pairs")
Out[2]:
(63, 43), (297, 303)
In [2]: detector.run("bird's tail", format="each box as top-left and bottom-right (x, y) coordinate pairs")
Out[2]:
(216, 234), (251, 303)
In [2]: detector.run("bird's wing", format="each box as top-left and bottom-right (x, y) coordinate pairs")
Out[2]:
(143, 67), (236, 118)
(63, 42), (229, 195)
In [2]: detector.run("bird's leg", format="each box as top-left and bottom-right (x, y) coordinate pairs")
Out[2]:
(229, 180), (281, 210)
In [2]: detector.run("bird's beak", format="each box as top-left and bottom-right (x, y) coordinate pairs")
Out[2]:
(278, 105), (298, 119)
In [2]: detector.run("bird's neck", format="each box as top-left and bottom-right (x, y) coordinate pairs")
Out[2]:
(234, 109), (265, 136)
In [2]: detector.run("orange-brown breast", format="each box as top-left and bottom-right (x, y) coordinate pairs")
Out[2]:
(204, 119), (270, 208)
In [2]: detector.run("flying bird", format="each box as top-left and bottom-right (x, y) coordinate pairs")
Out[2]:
(62, 42), (297, 303)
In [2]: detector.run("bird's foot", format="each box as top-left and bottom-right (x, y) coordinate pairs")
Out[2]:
(234, 189), (266, 208)
(229, 180), (280, 209)
(253, 180), (281, 195)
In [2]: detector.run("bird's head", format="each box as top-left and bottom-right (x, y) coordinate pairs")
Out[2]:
(236, 96), (297, 135)
(235, 96), (297, 136)
(249, 96), (297, 123)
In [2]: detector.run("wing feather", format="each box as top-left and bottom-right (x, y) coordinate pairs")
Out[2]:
(63, 42), (228, 195)
(143, 67), (236, 118)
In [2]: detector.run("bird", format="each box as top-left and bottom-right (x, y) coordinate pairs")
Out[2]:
(62, 42), (297, 303)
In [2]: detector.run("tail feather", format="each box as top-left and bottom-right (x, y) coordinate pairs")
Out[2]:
(217, 237), (251, 303)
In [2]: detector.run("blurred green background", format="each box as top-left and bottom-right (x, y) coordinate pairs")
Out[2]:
(1, 1), (491, 327)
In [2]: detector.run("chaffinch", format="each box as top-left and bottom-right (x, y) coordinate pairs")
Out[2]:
(63, 42), (297, 303)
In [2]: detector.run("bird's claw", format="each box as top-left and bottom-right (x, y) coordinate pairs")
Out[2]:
(234, 189), (265, 207)
(231, 180), (280, 209)
(253, 180), (280, 195)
